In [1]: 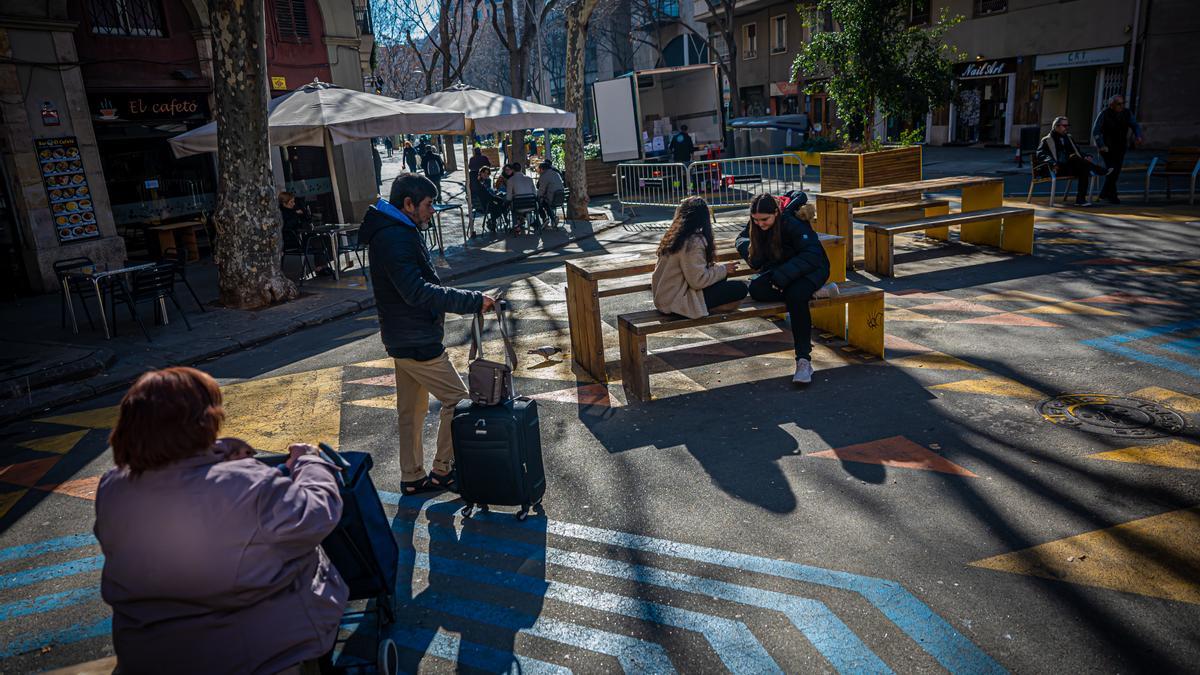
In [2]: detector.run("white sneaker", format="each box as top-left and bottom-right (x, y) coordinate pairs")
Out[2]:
(793, 358), (813, 384)
(813, 282), (840, 299)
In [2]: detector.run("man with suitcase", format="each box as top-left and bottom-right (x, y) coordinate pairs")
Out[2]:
(360, 174), (496, 495)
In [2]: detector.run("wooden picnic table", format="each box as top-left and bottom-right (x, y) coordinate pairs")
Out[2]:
(814, 175), (1006, 272)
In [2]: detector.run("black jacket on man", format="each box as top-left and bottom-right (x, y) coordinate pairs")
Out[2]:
(735, 210), (830, 290)
(361, 201), (482, 360)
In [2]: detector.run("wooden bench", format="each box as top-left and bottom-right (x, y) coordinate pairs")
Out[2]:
(852, 198), (949, 221)
(1146, 147), (1200, 205)
(862, 206), (1035, 277)
(617, 282), (885, 402)
(566, 234), (847, 383)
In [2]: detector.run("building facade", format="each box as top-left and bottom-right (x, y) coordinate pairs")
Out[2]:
(0, 0), (375, 295)
(695, 0), (1199, 148)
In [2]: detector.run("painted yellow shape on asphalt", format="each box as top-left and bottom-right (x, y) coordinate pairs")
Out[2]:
(17, 430), (89, 455)
(0, 490), (28, 520)
(973, 290), (1061, 303)
(36, 405), (120, 430)
(970, 506), (1200, 605)
(931, 376), (1045, 402)
(1129, 387), (1200, 414)
(884, 308), (943, 323)
(221, 366), (343, 453)
(890, 352), (986, 371)
(346, 394), (397, 410)
(1089, 439), (1200, 470)
(1020, 302), (1122, 316)
(353, 357), (396, 369)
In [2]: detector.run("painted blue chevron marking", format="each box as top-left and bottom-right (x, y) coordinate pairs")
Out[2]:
(402, 548), (781, 674)
(0, 555), (103, 592)
(413, 590), (677, 673)
(0, 616), (111, 659)
(389, 626), (573, 674)
(1083, 318), (1200, 379)
(397, 514), (880, 673)
(0, 534), (97, 563)
(0, 587), (99, 622)
(383, 492), (1003, 675)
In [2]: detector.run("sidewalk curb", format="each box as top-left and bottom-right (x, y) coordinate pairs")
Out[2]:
(0, 216), (626, 426)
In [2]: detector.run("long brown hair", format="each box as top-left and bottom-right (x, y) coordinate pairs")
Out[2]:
(656, 196), (715, 264)
(747, 194), (784, 264)
(109, 367), (225, 476)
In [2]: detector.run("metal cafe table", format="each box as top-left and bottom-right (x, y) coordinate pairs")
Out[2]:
(62, 261), (156, 339)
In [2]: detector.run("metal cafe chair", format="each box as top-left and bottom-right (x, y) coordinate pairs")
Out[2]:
(109, 262), (192, 341)
(53, 256), (99, 331)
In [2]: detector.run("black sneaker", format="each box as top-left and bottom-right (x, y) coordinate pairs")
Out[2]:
(1074, 200), (1092, 207)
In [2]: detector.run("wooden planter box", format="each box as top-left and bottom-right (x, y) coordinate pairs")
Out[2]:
(480, 147), (500, 166)
(585, 158), (618, 196)
(819, 145), (922, 192)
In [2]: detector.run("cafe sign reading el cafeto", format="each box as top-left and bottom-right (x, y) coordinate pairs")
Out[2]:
(89, 93), (210, 122)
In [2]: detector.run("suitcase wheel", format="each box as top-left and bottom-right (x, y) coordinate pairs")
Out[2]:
(378, 638), (398, 675)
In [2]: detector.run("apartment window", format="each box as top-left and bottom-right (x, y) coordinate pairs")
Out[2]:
(908, 0), (930, 24)
(771, 15), (787, 54)
(742, 23), (758, 60)
(976, 0), (1007, 16)
(275, 0), (311, 42)
(86, 0), (165, 37)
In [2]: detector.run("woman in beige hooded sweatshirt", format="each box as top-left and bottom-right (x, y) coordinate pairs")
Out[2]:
(651, 196), (748, 319)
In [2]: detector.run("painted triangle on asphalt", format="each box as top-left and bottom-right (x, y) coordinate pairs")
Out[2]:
(1128, 387), (1200, 414)
(889, 351), (986, 371)
(969, 506), (1200, 605)
(884, 334), (934, 355)
(1088, 439), (1200, 470)
(17, 429), (89, 455)
(808, 435), (978, 477)
(908, 299), (1003, 314)
(347, 373), (397, 387)
(0, 457), (61, 488)
(931, 376), (1045, 402)
(529, 384), (622, 408)
(1074, 293), (1183, 306)
(957, 312), (1061, 328)
(973, 290), (1061, 303)
(1019, 302), (1122, 316)
(885, 308), (945, 323)
(345, 394), (397, 410)
(351, 357), (396, 369)
(0, 490), (28, 520)
(35, 476), (101, 501)
(36, 405), (120, 430)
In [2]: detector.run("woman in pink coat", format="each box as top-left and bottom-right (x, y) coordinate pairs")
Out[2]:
(94, 367), (348, 674)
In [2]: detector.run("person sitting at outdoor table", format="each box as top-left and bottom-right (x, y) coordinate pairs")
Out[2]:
(1036, 116), (1112, 207)
(536, 161), (565, 226)
(736, 193), (836, 386)
(278, 191), (331, 276)
(652, 196), (746, 319)
(494, 163), (514, 191)
(474, 166), (507, 232)
(468, 147), (491, 177)
(94, 366), (348, 674)
(504, 162), (537, 233)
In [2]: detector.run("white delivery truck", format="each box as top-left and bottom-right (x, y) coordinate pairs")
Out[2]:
(592, 63), (725, 164)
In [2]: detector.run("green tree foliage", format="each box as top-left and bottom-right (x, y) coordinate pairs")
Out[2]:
(793, 0), (962, 143)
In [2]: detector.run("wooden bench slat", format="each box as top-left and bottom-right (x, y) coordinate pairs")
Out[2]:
(863, 207), (1033, 235)
(853, 198), (949, 218)
(620, 283), (882, 336)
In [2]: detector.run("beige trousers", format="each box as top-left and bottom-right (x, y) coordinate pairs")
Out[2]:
(394, 352), (468, 482)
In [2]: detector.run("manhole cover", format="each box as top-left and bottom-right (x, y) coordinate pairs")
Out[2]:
(1038, 394), (1188, 438)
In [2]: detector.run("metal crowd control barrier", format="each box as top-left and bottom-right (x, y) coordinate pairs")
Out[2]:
(616, 154), (807, 212)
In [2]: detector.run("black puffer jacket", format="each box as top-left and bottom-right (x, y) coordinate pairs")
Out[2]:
(361, 202), (482, 357)
(735, 211), (830, 290)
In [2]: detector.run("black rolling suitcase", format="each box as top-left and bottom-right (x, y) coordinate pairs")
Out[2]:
(451, 307), (546, 520)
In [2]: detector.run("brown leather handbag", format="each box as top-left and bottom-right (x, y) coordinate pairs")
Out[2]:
(468, 304), (518, 406)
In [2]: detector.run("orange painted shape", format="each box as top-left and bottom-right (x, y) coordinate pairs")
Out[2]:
(0, 490), (28, 520)
(808, 436), (978, 477)
(885, 334), (935, 354)
(908, 300), (1003, 314)
(0, 457), (60, 487)
(957, 312), (1061, 328)
(35, 476), (101, 501)
(347, 374), (397, 387)
(1075, 293), (1184, 306)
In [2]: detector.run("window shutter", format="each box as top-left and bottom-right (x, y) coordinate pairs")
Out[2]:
(275, 0), (311, 41)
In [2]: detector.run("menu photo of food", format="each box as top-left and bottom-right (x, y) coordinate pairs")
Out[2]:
(35, 137), (99, 243)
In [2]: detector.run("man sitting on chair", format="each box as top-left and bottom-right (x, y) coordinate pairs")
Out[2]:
(1036, 116), (1111, 207)
(504, 163), (537, 233)
(535, 161), (564, 227)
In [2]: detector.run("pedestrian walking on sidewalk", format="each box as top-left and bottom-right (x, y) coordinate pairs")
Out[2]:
(360, 175), (497, 495)
(403, 141), (417, 173)
(95, 367), (347, 674)
(1036, 116), (1111, 206)
(1092, 95), (1144, 205)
